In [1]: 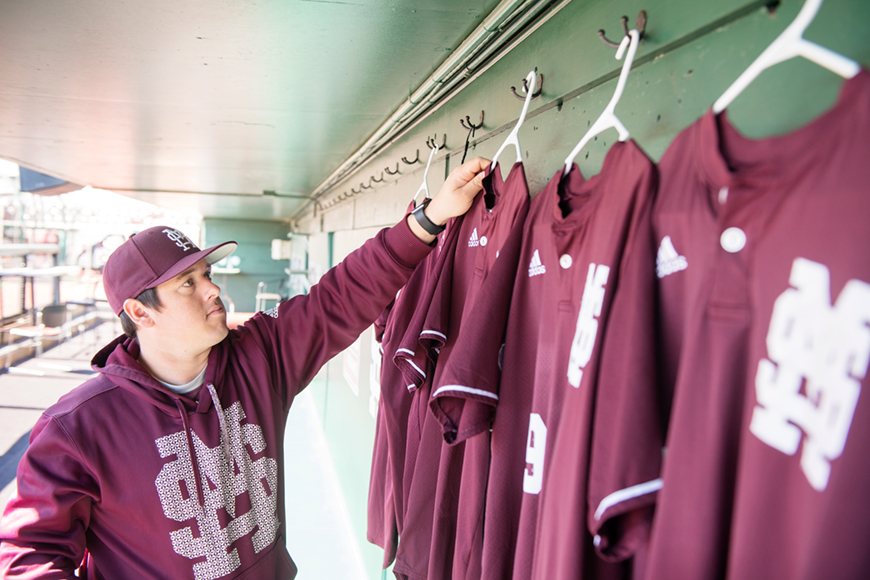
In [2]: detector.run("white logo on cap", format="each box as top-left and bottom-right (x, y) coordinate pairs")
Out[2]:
(163, 228), (195, 252)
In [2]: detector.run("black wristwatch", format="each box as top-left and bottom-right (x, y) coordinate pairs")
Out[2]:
(411, 198), (446, 235)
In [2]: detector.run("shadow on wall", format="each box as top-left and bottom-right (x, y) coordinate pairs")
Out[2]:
(0, 430), (30, 490)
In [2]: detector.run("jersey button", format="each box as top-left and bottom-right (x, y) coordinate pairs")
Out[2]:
(720, 227), (747, 253)
(559, 254), (573, 269)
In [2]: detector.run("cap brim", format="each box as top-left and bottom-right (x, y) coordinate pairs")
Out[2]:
(148, 240), (238, 290)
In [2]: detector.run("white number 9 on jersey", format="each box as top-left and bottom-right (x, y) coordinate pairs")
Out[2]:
(523, 413), (547, 495)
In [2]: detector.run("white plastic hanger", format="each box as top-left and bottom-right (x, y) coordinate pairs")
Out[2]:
(713, 0), (859, 114)
(564, 29), (640, 175)
(491, 70), (538, 170)
(413, 143), (439, 206)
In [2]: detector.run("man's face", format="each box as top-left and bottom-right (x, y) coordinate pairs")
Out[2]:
(149, 259), (229, 356)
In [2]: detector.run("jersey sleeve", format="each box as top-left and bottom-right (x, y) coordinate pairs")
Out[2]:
(430, 214), (526, 444)
(394, 219), (462, 393)
(239, 218), (433, 408)
(0, 414), (96, 578)
(586, 173), (664, 561)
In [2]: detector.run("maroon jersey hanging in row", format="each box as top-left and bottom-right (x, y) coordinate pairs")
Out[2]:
(647, 69), (870, 580)
(367, 202), (453, 567)
(435, 140), (662, 580)
(393, 162), (529, 580)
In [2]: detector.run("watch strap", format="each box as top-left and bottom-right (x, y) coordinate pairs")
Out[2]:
(411, 199), (446, 235)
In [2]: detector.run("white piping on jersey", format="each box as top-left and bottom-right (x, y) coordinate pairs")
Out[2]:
(593, 478), (663, 521)
(406, 360), (426, 379)
(396, 348), (426, 379)
(420, 329), (447, 341)
(432, 385), (499, 401)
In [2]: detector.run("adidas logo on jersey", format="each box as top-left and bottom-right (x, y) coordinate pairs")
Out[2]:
(528, 249), (546, 277)
(656, 236), (688, 278)
(469, 228), (480, 247)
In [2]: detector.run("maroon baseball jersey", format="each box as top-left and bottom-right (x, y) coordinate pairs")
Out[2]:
(646, 69), (870, 580)
(366, 204), (452, 567)
(435, 140), (660, 580)
(393, 162), (530, 580)
(367, 300), (396, 566)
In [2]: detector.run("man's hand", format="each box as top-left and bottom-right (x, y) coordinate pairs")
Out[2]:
(407, 156), (490, 244)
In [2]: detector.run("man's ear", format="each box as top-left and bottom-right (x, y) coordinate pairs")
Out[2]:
(123, 298), (155, 329)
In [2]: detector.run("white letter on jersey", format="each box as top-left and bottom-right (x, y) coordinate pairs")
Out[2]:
(750, 258), (870, 491)
(523, 413), (547, 495)
(567, 263), (611, 388)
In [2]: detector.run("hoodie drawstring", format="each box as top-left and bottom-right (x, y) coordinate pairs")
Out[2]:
(207, 383), (235, 475)
(175, 398), (206, 508)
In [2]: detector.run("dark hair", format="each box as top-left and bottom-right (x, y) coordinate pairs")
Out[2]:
(119, 287), (162, 338)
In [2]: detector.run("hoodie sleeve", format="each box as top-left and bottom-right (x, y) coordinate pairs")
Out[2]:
(0, 413), (96, 579)
(242, 218), (433, 406)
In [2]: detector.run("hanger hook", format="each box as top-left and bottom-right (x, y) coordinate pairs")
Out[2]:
(360, 181), (373, 190)
(598, 10), (647, 48)
(401, 149), (421, 165)
(460, 110), (485, 131)
(370, 172), (385, 183)
(385, 163), (400, 175)
(510, 73), (543, 100)
(413, 144), (439, 206)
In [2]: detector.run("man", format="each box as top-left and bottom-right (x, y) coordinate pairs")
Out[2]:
(0, 157), (489, 579)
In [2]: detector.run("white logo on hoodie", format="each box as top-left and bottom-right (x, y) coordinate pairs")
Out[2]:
(155, 401), (279, 580)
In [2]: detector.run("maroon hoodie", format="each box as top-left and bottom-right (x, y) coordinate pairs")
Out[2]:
(0, 221), (431, 580)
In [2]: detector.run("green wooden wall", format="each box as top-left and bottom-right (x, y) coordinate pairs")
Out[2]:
(201, 218), (291, 313)
(292, 0), (870, 577)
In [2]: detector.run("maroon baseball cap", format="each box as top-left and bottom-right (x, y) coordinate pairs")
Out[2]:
(102, 226), (237, 315)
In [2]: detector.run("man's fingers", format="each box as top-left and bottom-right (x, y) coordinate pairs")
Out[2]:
(450, 157), (490, 187)
(463, 171), (486, 196)
(462, 156), (491, 176)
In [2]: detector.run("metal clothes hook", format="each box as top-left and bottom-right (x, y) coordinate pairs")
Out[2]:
(426, 134), (447, 150)
(350, 185), (361, 195)
(360, 181), (373, 190)
(460, 110), (485, 164)
(460, 111), (485, 131)
(598, 10), (646, 48)
(402, 149), (421, 165)
(370, 172), (385, 183)
(385, 163), (400, 175)
(510, 72), (544, 100)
